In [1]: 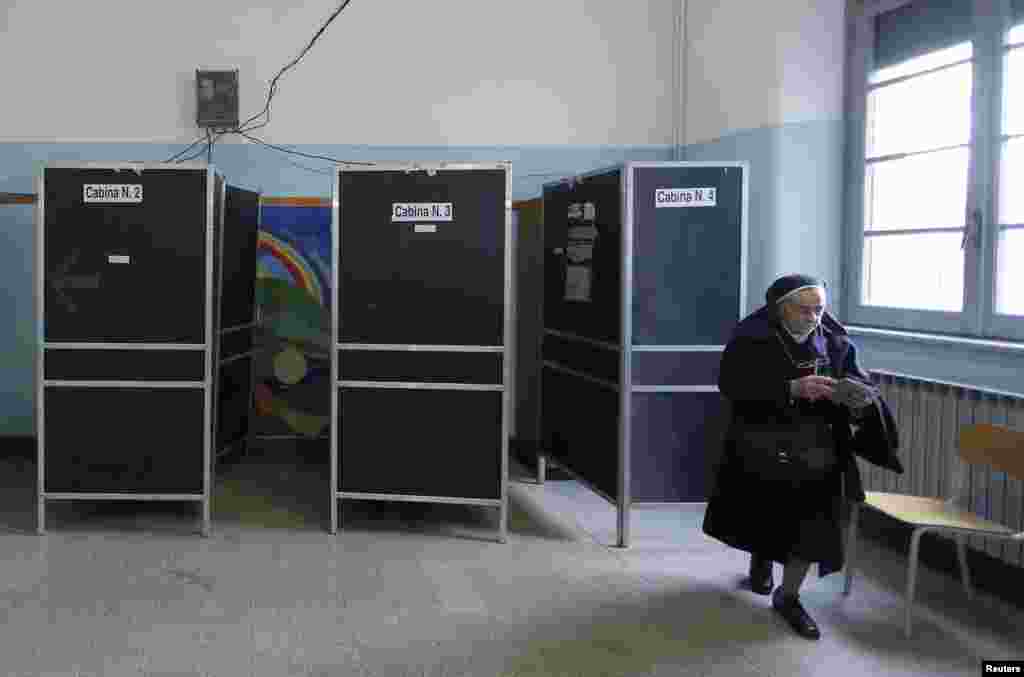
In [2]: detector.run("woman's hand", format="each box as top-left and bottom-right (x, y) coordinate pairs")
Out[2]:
(790, 375), (837, 402)
(828, 377), (876, 410)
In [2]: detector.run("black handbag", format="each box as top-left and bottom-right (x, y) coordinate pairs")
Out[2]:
(733, 420), (838, 487)
(849, 397), (904, 474)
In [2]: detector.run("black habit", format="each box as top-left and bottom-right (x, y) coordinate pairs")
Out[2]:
(701, 305), (901, 577)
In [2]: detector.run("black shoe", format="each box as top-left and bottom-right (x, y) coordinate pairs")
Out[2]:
(748, 556), (774, 595)
(772, 588), (821, 640)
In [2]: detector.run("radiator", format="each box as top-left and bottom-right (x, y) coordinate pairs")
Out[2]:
(863, 370), (1024, 569)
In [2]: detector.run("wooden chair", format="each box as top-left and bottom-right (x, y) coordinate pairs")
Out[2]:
(843, 423), (1024, 637)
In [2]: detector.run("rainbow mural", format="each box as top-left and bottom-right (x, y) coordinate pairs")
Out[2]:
(257, 230), (327, 308)
(253, 201), (333, 439)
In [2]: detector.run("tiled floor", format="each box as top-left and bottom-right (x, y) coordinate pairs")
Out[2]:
(0, 444), (1020, 676)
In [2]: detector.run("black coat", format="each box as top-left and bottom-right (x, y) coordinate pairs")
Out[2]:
(701, 306), (901, 576)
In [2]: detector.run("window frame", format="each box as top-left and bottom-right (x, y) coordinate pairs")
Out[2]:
(991, 22), (1024, 332)
(844, 0), (1024, 341)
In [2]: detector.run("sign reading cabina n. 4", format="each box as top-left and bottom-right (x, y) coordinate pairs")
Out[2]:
(654, 187), (716, 208)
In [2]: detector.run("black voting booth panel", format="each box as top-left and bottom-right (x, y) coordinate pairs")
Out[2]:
(510, 198), (575, 479)
(213, 186), (260, 461)
(540, 162), (748, 547)
(331, 163), (511, 542)
(37, 162), (256, 536)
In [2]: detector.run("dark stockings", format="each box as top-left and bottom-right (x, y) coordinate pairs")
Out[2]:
(780, 558), (811, 598)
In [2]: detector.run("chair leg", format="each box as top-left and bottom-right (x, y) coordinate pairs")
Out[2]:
(955, 534), (973, 600)
(844, 501), (861, 596)
(905, 527), (928, 638)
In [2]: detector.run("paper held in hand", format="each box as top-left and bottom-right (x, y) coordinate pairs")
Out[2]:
(833, 377), (877, 407)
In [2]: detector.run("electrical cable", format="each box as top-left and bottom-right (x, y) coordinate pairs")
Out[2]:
(165, 1), (365, 167)
(236, 130), (375, 165)
(237, 0), (356, 134)
(239, 134), (335, 176)
(277, 155), (336, 177)
(178, 129), (228, 163)
(165, 134), (209, 162)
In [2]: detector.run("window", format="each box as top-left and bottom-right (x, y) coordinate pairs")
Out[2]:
(863, 42), (972, 312)
(997, 23), (1024, 316)
(847, 0), (1024, 340)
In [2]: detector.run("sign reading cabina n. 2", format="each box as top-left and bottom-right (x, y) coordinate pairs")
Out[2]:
(83, 184), (143, 204)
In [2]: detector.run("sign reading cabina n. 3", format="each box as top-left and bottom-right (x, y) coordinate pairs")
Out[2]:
(391, 203), (453, 222)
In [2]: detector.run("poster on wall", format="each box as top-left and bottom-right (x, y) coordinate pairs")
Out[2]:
(253, 198), (333, 440)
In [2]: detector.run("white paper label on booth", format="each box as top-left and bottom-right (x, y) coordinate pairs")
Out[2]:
(392, 203), (453, 222)
(564, 265), (592, 302)
(568, 225), (598, 241)
(566, 244), (593, 263)
(107, 255), (131, 264)
(655, 188), (716, 208)
(83, 184), (143, 204)
(414, 224), (437, 233)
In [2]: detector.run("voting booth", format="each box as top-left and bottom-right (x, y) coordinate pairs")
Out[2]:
(540, 161), (748, 547)
(37, 161), (259, 535)
(331, 162), (512, 542)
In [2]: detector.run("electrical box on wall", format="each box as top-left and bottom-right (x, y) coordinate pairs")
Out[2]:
(195, 69), (239, 129)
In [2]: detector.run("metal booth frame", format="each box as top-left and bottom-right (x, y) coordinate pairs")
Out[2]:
(537, 160), (750, 548)
(330, 161), (512, 543)
(36, 161), (218, 536)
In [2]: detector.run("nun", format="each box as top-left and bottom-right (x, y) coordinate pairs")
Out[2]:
(702, 274), (902, 640)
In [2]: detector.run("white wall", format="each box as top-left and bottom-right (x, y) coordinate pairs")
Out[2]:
(1, 0), (679, 146)
(682, 0), (847, 313)
(776, 2), (846, 127)
(684, 2), (781, 145)
(684, 0), (845, 145)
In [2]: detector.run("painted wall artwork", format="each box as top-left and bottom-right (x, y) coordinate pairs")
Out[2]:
(254, 198), (332, 439)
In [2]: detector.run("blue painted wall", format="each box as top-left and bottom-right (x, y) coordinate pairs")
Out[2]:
(0, 143), (674, 201)
(0, 142), (673, 436)
(846, 329), (1024, 397)
(4, 130), (1021, 438)
(679, 122), (1024, 397)
(680, 120), (845, 318)
(0, 203), (35, 436)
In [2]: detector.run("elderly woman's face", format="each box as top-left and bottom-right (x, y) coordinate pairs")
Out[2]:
(780, 287), (827, 335)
